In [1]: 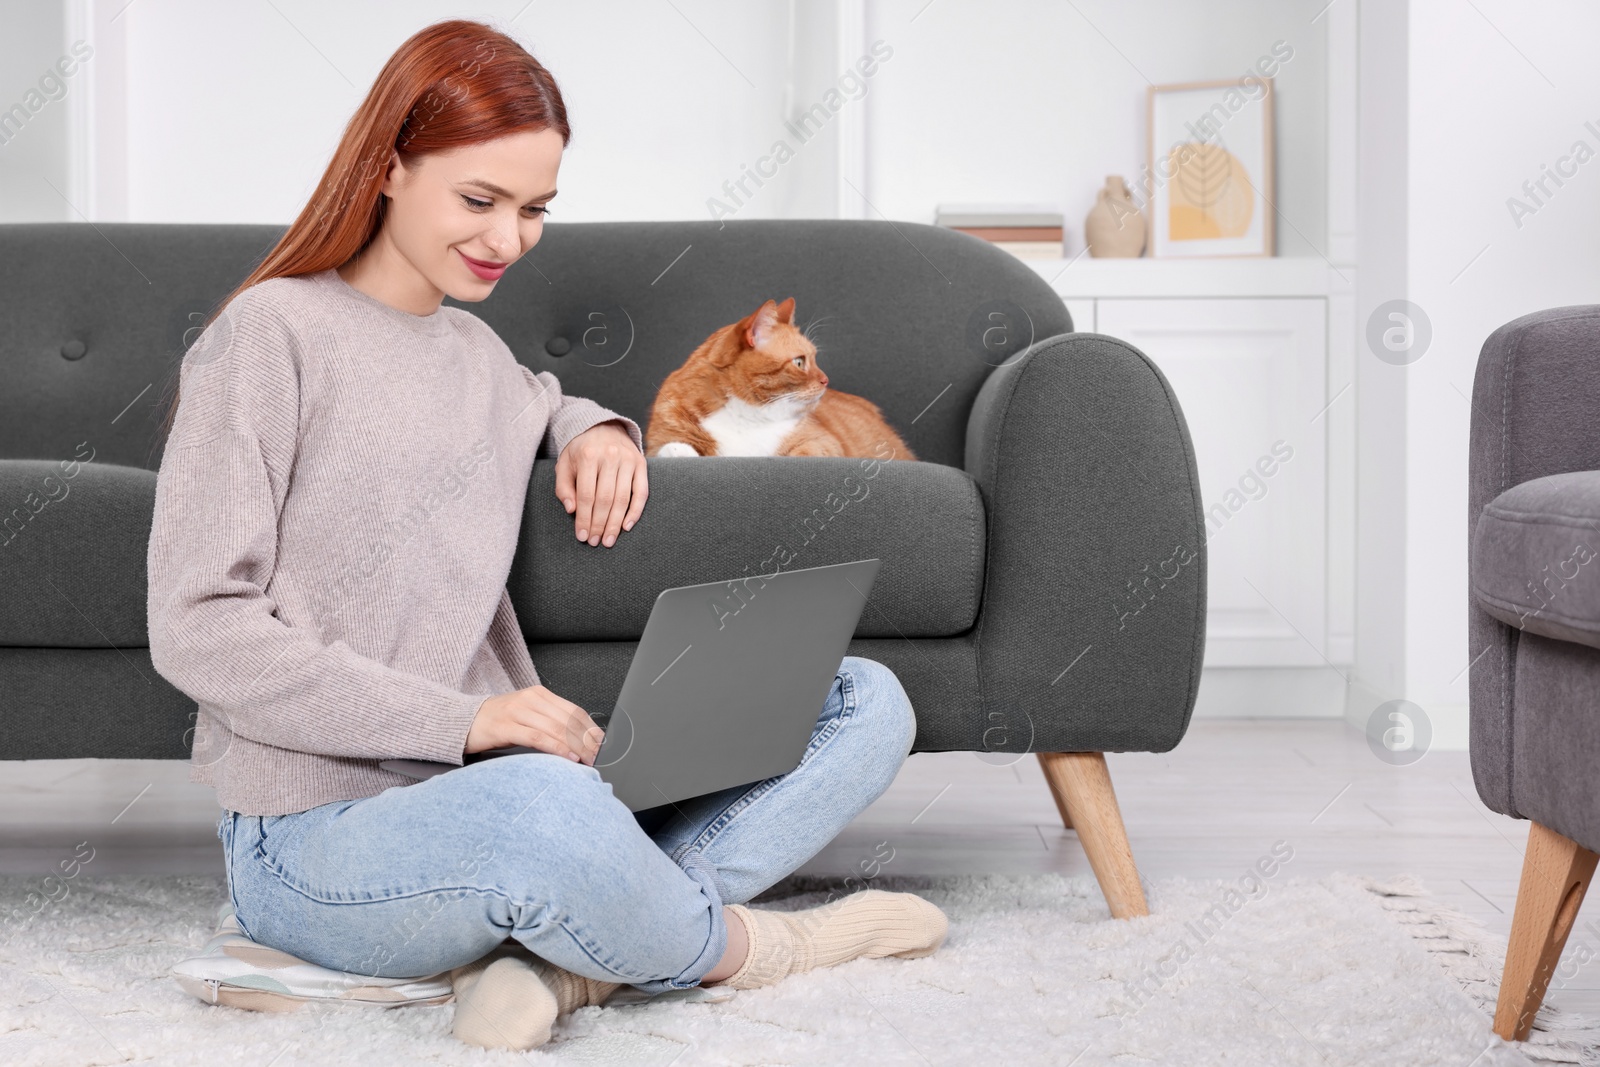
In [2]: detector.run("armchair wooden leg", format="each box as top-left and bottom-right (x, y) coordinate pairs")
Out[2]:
(1036, 752), (1148, 919)
(1494, 820), (1598, 1042)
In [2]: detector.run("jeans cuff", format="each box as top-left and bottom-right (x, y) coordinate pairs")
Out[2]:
(627, 845), (729, 995)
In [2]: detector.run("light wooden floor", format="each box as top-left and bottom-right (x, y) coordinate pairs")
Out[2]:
(5, 720), (1595, 1016)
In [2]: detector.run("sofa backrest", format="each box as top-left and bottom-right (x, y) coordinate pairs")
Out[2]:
(0, 219), (1070, 472)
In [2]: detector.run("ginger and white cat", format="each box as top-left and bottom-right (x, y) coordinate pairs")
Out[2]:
(644, 298), (916, 461)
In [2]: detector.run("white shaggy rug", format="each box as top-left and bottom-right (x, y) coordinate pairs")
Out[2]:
(1, 868), (1593, 1067)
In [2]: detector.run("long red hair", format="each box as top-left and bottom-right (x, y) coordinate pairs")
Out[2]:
(154, 18), (570, 448)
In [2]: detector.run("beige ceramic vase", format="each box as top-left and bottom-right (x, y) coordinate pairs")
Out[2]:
(1084, 175), (1147, 257)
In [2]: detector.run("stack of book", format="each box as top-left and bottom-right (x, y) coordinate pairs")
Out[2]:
(935, 203), (1065, 260)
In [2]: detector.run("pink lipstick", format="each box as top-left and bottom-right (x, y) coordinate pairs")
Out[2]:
(458, 250), (508, 281)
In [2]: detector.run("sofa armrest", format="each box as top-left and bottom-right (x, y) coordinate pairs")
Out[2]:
(963, 332), (1207, 755)
(1471, 470), (1600, 651)
(1468, 305), (1600, 816)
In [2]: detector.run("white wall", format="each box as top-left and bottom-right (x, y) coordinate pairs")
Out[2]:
(54, 0), (1329, 251)
(0, 0), (74, 222)
(112, 0), (809, 223)
(1351, 0), (1409, 726)
(1394, 0), (1600, 722)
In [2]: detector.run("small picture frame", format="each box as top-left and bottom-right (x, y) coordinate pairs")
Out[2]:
(1146, 77), (1275, 258)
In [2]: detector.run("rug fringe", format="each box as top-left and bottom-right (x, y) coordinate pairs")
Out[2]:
(1354, 874), (1600, 1066)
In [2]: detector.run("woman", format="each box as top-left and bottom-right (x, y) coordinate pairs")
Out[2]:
(146, 18), (947, 1051)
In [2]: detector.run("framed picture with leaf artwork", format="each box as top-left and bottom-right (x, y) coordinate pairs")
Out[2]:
(1146, 77), (1275, 257)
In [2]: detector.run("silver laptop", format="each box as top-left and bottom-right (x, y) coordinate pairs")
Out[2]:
(381, 558), (881, 812)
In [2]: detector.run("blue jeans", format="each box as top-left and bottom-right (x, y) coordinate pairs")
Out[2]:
(217, 655), (916, 995)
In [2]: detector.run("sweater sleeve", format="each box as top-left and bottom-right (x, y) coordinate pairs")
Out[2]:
(520, 365), (645, 460)
(147, 295), (487, 764)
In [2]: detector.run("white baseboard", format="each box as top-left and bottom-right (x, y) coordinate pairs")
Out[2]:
(1190, 668), (1469, 751)
(1340, 678), (1469, 752)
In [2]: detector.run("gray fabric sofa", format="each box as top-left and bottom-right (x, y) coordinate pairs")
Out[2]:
(1468, 305), (1600, 1040)
(0, 219), (1207, 918)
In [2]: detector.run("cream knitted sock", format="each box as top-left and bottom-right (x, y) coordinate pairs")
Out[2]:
(527, 958), (625, 1017)
(450, 955), (557, 1051)
(449, 952), (623, 1050)
(712, 889), (948, 990)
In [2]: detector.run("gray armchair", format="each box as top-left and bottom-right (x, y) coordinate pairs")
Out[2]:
(1469, 305), (1600, 1040)
(0, 219), (1207, 918)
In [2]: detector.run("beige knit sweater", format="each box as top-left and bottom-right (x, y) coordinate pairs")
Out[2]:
(146, 268), (643, 816)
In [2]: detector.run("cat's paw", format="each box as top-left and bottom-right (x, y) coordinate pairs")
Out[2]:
(655, 442), (699, 457)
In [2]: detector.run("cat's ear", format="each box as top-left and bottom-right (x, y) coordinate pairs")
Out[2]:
(744, 299), (783, 350)
(776, 297), (796, 324)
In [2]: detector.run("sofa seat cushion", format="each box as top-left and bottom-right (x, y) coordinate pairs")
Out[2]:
(0, 455), (987, 648)
(1473, 470), (1600, 652)
(514, 456), (986, 640)
(0, 458), (153, 647)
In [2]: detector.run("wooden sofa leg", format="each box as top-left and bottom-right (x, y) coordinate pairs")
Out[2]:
(1494, 821), (1599, 1042)
(1036, 752), (1148, 919)
(1038, 755), (1074, 830)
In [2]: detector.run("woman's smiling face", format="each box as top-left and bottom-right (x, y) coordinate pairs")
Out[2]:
(377, 126), (563, 302)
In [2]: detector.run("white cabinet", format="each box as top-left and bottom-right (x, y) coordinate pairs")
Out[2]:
(1094, 298), (1328, 668)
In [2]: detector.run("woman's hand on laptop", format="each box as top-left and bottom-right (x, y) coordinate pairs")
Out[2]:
(555, 420), (648, 549)
(466, 685), (605, 766)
